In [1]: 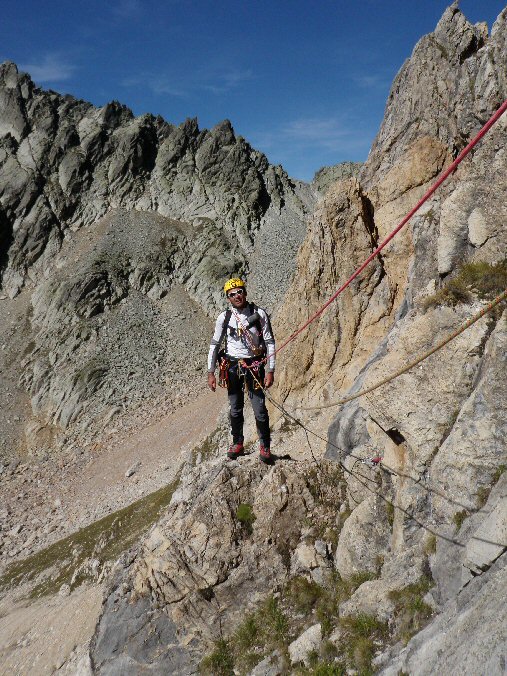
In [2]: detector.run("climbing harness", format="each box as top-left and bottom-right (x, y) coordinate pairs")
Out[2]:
(302, 289), (507, 411)
(239, 359), (264, 391)
(216, 303), (269, 391)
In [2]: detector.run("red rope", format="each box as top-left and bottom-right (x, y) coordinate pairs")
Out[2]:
(270, 99), (507, 359)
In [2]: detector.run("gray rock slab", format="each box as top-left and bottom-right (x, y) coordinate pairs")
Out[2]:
(465, 477), (507, 574)
(249, 650), (283, 676)
(288, 623), (322, 666)
(91, 593), (197, 675)
(381, 552), (507, 676)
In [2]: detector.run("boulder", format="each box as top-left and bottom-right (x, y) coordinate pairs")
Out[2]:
(288, 623), (322, 666)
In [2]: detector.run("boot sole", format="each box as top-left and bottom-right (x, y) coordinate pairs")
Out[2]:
(227, 451), (244, 459)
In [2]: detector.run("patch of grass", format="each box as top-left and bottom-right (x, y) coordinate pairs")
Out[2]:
(476, 465), (507, 508)
(264, 595), (290, 642)
(203, 570), (382, 676)
(422, 259), (507, 311)
(386, 500), (395, 527)
(0, 477), (179, 599)
(200, 639), (234, 676)
(312, 663), (346, 675)
(313, 571), (377, 637)
(348, 571), (377, 590)
(453, 509), (469, 531)
(299, 650), (346, 675)
(192, 432), (218, 464)
(236, 503), (256, 535)
(459, 260), (507, 300)
(388, 576), (433, 644)
(233, 614), (259, 654)
(220, 595), (290, 674)
(424, 534), (437, 556)
(340, 613), (389, 674)
(422, 277), (471, 310)
(476, 485), (491, 509)
(287, 576), (324, 615)
(492, 464), (507, 483)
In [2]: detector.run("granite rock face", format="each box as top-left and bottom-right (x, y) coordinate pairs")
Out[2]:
(312, 161), (362, 194)
(90, 6), (507, 674)
(272, 5), (507, 672)
(380, 552), (507, 676)
(90, 456), (344, 673)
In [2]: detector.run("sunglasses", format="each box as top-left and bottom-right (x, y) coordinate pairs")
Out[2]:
(227, 289), (245, 298)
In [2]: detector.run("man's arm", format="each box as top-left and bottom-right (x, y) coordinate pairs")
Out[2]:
(207, 313), (225, 391)
(259, 308), (275, 387)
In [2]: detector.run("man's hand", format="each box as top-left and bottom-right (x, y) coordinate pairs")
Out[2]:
(264, 371), (274, 389)
(207, 373), (216, 392)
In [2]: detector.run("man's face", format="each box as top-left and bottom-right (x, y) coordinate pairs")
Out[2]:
(227, 287), (247, 309)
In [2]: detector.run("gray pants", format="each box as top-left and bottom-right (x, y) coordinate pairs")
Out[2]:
(227, 361), (270, 447)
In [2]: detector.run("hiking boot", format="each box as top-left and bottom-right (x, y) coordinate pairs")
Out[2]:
(227, 442), (244, 459)
(259, 443), (272, 463)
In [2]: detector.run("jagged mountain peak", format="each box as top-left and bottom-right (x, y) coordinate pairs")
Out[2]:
(0, 58), (315, 461)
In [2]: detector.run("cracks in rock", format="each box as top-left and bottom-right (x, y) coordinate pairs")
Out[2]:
(468, 313), (499, 391)
(369, 413), (407, 447)
(0, 205), (14, 281)
(360, 188), (388, 297)
(436, 310), (499, 450)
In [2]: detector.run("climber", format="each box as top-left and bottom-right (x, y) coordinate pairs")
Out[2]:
(207, 278), (276, 463)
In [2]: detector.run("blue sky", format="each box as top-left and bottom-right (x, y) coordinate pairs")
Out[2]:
(1, 1), (505, 181)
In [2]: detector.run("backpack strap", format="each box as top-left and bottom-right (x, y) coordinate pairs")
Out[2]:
(219, 309), (232, 353)
(248, 303), (263, 333)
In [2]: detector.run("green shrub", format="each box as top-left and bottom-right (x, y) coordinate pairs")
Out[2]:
(236, 503), (256, 535)
(388, 577), (433, 644)
(339, 613), (389, 673)
(200, 639), (234, 675)
(422, 259), (507, 311)
(287, 576), (323, 615)
(492, 464), (507, 484)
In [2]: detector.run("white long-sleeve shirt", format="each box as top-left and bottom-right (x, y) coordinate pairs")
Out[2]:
(208, 304), (275, 373)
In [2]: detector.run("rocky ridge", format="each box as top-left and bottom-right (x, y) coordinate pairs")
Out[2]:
(89, 5), (507, 674)
(0, 61), (313, 308)
(312, 161), (362, 194)
(0, 62), (315, 459)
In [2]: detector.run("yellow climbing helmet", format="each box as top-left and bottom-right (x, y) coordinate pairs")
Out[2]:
(224, 278), (246, 294)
